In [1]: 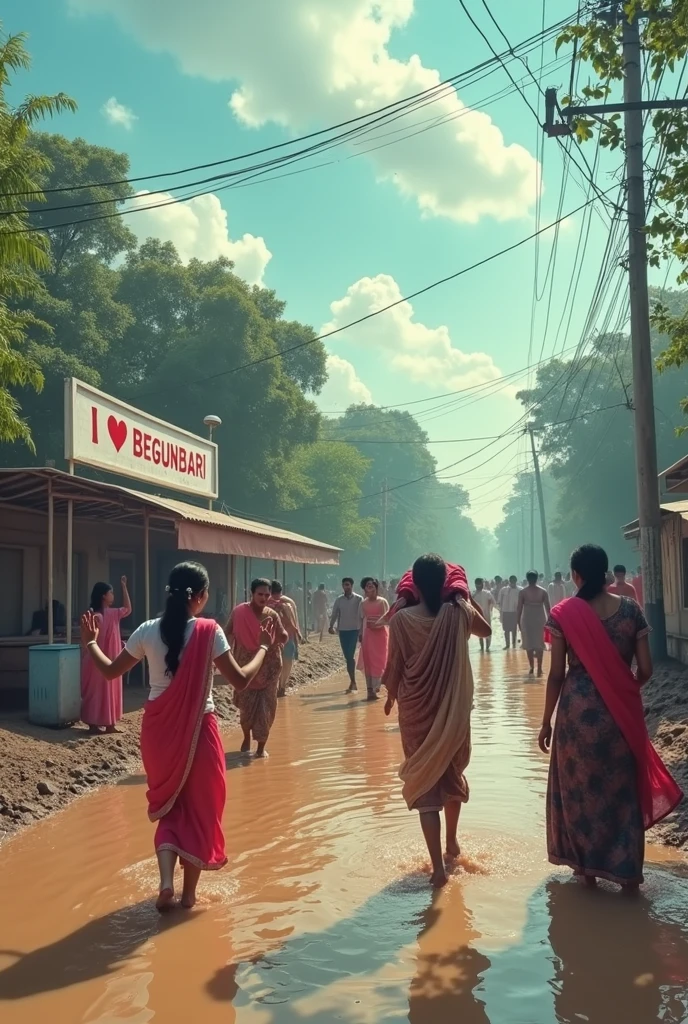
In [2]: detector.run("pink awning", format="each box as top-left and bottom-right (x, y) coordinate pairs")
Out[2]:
(177, 521), (340, 565)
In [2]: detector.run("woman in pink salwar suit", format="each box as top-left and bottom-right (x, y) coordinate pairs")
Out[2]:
(81, 577), (131, 733)
(81, 561), (275, 911)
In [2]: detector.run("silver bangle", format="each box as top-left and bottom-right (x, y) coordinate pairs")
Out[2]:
(259, 643), (269, 651)
(87, 640), (98, 648)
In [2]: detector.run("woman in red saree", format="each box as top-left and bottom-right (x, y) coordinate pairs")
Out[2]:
(81, 561), (274, 911)
(382, 554), (491, 888)
(539, 544), (682, 890)
(226, 578), (289, 757)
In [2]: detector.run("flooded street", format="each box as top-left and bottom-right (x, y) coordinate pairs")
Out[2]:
(1, 647), (688, 1023)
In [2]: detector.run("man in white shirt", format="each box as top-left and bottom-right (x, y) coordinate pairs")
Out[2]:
(499, 575), (521, 649)
(548, 571), (567, 607)
(329, 577), (363, 692)
(472, 578), (495, 653)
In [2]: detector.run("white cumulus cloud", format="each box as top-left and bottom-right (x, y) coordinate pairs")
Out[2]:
(101, 96), (137, 130)
(72, 0), (539, 224)
(321, 273), (503, 391)
(129, 191), (272, 286)
(318, 354), (373, 413)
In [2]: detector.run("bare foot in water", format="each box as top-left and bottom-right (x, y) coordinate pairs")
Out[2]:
(445, 838), (461, 860)
(156, 887), (175, 912)
(88, 725), (102, 735)
(254, 745), (269, 758)
(104, 725), (119, 734)
(181, 893), (197, 909)
(430, 870), (449, 889)
(574, 870), (597, 888)
(240, 737), (251, 754)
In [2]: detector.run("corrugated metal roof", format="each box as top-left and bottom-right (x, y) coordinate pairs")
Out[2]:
(622, 500), (688, 535)
(0, 467), (341, 556)
(117, 484), (342, 553)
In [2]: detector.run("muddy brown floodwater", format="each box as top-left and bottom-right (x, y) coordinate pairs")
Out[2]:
(1, 647), (688, 1023)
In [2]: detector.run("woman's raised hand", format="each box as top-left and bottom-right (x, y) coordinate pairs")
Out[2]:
(80, 610), (99, 647)
(258, 616), (276, 649)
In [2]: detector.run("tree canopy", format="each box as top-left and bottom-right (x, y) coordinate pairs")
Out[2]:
(0, 28), (76, 448)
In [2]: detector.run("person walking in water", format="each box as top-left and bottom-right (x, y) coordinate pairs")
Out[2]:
(81, 577), (131, 734)
(471, 578), (495, 652)
(329, 577), (362, 693)
(539, 544), (682, 891)
(607, 564), (638, 600)
(81, 561), (275, 911)
(357, 577), (390, 700)
(548, 571), (566, 607)
(312, 583), (329, 641)
(518, 571), (551, 677)
(269, 580), (303, 696)
(227, 578), (289, 757)
(499, 576), (521, 649)
(383, 554), (491, 888)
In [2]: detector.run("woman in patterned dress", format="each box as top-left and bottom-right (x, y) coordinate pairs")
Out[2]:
(539, 544), (681, 890)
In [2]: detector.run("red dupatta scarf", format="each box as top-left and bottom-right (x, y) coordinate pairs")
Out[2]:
(550, 598), (682, 830)
(396, 563), (469, 605)
(140, 617), (217, 822)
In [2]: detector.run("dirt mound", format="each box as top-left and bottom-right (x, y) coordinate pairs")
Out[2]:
(0, 635), (344, 841)
(644, 658), (688, 848)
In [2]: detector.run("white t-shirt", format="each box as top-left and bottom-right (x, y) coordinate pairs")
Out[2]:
(125, 617), (230, 714)
(472, 589), (494, 619)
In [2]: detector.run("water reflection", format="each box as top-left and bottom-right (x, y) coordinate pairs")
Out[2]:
(408, 884), (490, 1023)
(548, 878), (688, 1023)
(1, 663), (687, 1023)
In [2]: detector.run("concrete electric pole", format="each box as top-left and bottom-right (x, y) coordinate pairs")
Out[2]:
(528, 426), (551, 581)
(542, 3), (688, 657)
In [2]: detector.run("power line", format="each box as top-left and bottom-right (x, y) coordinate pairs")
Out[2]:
(2, 15), (578, 204)
(135, 185), (618, 401)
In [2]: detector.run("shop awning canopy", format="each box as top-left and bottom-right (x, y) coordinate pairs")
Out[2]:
(661, 454), (688, 494)
(0, 467), (341, 565)
(622, 500), (688, 541)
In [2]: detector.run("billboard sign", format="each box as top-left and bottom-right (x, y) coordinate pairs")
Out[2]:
(64, 378), (218, 499)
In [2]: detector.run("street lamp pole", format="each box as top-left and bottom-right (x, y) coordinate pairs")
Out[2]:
(203, 414), (222, 511)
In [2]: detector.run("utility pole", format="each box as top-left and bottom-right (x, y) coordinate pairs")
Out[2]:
(542, 3), (682, 658)
(381, 479), (388, 582)
(529, 473), (535, 570)
(622, 13), (667, 657)
(528, 426), (551, 580)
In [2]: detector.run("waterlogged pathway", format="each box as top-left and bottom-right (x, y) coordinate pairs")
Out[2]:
(1, 648), (687, 1023)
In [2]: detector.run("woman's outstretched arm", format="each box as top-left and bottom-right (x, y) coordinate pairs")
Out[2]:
(539, 634), (566, 752)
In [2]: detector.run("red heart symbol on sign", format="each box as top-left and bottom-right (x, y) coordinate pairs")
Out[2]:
(107, 416), (127, 452)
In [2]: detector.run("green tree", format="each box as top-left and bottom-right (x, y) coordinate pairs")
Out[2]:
(282, 441), (376, 549)
(0, 28), (75, 447)
(317, 405), (491, 577)
(506, 300), (688, 563)
(557, 1), (688, 416)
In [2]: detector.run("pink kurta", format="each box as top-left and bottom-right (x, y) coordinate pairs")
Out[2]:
(357, 598), (389, 677)
(81, 607), (128, 727)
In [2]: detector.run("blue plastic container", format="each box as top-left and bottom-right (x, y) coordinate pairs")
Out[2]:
(28, 644), (81, 727)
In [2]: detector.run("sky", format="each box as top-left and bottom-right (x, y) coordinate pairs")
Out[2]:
(4, 0), (654, 530)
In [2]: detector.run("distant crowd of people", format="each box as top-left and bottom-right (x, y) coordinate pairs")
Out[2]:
(469, 564), (644, 676)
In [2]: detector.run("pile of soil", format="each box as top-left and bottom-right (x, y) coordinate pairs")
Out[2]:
(0, 635), (345, 842)
(644, 658), (688, 848)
